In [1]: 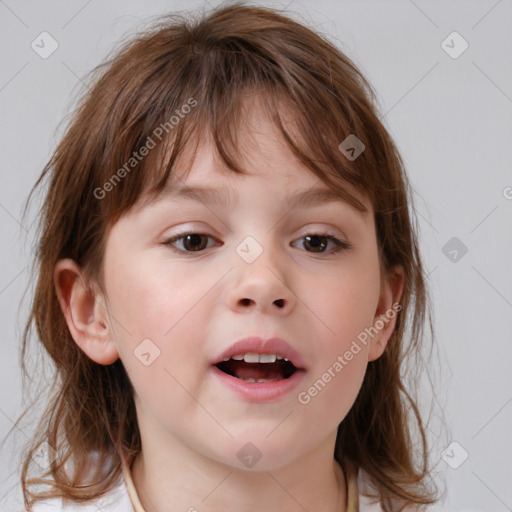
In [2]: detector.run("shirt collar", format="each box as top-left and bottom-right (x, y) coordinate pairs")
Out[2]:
(121, 452), (146, 512)
(121, 453), (359, 512)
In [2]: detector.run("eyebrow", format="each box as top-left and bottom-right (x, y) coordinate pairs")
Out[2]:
(163, 185), (368, 216)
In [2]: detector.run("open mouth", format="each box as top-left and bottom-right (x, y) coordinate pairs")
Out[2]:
(214, 354), (298, 383)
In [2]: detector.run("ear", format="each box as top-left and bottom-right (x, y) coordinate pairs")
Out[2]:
(367, 264), (404, 362)
(53, 258), (119, 365)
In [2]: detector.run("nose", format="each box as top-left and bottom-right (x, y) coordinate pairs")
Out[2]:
(227, 243), (296, 315)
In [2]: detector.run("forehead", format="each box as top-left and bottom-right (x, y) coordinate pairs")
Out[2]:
(149, 145), (371, 227)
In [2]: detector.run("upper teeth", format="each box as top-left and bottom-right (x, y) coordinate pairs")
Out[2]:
(223, 353), (289, 363)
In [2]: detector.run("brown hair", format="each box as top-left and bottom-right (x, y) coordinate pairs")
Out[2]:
(14, 3), (442, 510)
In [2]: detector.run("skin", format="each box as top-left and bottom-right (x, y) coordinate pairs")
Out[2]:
(54, 99), (404, 512)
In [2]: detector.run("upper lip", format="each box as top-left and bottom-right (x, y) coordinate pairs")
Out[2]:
(211, 336), (309, 370)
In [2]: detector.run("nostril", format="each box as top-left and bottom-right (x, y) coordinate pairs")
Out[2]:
(238, 298), (285, 307)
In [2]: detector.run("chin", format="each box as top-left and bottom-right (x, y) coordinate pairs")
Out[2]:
(214, 436), (308, 473)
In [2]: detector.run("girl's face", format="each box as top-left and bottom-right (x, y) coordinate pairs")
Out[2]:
(98, 104), (403, 471)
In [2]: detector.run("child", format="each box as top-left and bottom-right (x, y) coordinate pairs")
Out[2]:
(17, 3), (442, 511)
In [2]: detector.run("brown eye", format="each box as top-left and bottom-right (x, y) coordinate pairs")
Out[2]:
(181, 234), (208, 251)
(294, 234), (351, 254)
(163, 232), (218, 253)
(303, 235), (329, 253)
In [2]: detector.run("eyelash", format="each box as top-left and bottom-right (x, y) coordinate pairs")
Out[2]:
(162, 231), (352, 256)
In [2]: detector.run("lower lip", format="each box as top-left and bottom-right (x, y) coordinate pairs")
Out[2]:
(211, 365), (306, 402)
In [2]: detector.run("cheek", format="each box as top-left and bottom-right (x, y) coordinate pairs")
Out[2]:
(297, 332), (369, 425)
(105, 257), (203, 338)
(312, 265), (380, 347)
(295, 261), (380, 422)
(106, 259), (211, 394)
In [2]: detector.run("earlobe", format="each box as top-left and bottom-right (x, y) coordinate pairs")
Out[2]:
(53, 259), (119, 365)
(367, 265), (404, 362)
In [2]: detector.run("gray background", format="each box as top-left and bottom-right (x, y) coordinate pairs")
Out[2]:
(1, 0), (511, 511)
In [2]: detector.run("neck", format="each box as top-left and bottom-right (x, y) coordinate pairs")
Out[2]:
(129, 447), (347, 512)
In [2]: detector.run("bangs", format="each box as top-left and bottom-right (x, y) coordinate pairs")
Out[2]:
(94, 30), (375, 228)
(131, 86), (370, 217)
